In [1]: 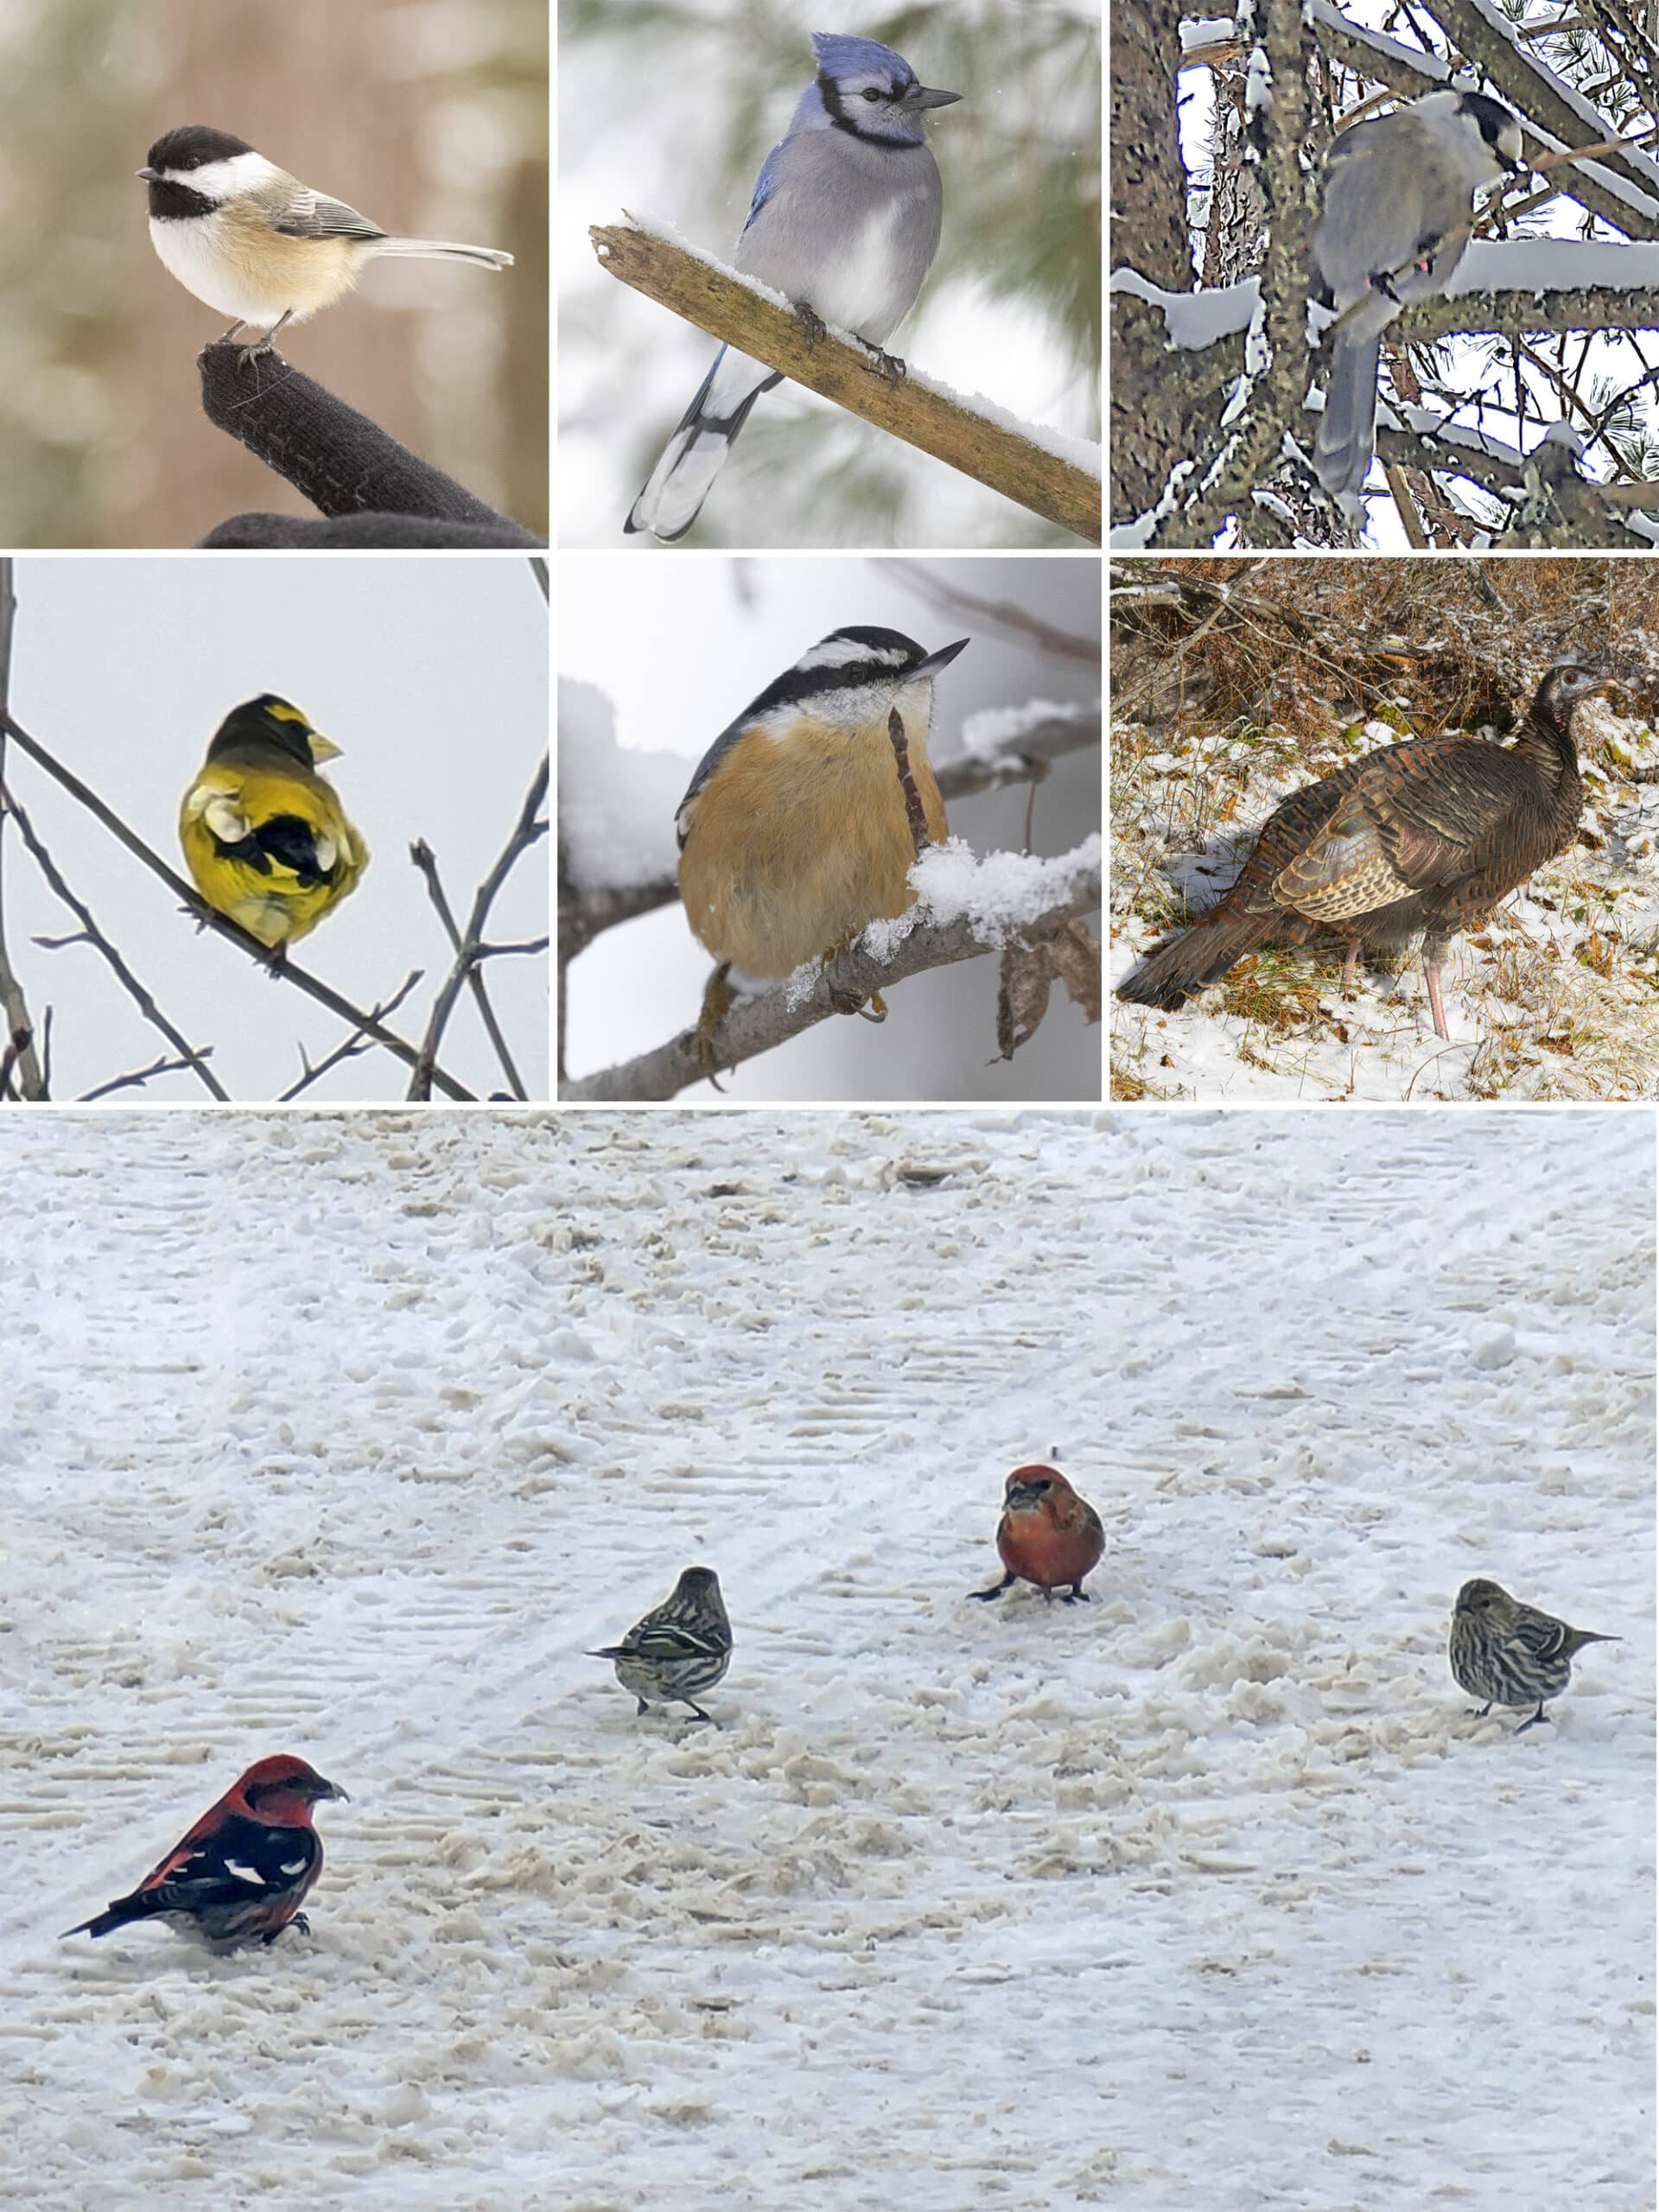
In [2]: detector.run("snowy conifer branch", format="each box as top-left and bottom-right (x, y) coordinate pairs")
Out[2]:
(590, 222), (1102, 544)
(0, 709), (476, 1102)
(560, 854), (1101, 1103)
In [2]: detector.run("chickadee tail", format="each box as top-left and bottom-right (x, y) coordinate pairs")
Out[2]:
(373, 237), (513, 271)
(1313, 331), (1381, 501)
(1116, 910), (1274, 1010)
(626, 344), (783, 543)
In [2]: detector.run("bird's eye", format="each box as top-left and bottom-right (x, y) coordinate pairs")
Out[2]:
(862, 87), (883, 101)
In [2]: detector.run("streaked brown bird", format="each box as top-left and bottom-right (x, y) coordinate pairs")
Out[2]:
(971, 1465), (1104, 1605)
(1117, 661), (1609, 1039)
(588, 1566), (733, 1722)
(1449, 1576), (1618, 1732)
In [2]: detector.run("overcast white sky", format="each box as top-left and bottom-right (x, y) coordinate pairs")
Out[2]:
(0, 556), (549, 1103)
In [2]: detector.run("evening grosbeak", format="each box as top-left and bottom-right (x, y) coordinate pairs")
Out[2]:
(62, 1753), (347, 1949)
(588, 1566), (733, 1722)
(971, 1465), (1104, 1604)
(178, 693), (368, 956)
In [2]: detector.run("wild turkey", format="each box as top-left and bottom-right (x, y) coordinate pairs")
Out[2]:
(1116, 661), (1608, 1039)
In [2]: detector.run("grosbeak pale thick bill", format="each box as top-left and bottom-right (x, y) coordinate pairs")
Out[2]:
(62, 1753), (347, 1950)
(588, 1566), (733, 1722)
(971, 1465), (1104, 1605)
(1448, 1577), (1618, 1732)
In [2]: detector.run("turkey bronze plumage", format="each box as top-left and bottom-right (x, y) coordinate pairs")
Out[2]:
(1117, 662), (1608, 1039)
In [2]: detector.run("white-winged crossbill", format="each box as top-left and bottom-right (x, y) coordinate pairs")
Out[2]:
(63, 1753), (347, 1950)
(971, 1465), (1104, 1605)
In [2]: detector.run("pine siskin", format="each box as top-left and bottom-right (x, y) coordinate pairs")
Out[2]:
(1448, 1577), (1619, 1732)
(971, 1464), (1105, 1604)
(589, 1566), (733, 1723)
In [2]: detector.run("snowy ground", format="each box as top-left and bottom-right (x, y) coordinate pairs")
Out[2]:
(1112, 702), (1659, 1103)
(2, 1108), (1652, 2209)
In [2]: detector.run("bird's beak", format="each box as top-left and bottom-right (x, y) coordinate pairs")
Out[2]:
(308, 734), (343, 764)
(903, 84), (962, 111)
(1004, 1481), (1044, 1512)
(913, 637), (970, 680)
(137, 167), (158, 181)
(312, 1777), (349, 1802)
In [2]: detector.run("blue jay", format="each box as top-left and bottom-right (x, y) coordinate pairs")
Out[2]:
(626, 33), (960, 543)
(676, 625), (969, 1065)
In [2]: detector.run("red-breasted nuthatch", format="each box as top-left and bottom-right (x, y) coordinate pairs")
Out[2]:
(676, 625), (969, 1064)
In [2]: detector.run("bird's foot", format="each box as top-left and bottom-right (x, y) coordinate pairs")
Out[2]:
(264, 939), (289, 976)
(1515, 1707), (1550, 1734)
(861, 343), (907, 384)
(693, 963), (733, 1077)
(969, 1573), (1014, 1603)
(796, 302), (827, 350)
(855, 988), (888, 1024)
(1366, 270), (1402, 305)
(1061, 1586), (1091, 1604)
(682, 1706), (715, 1726)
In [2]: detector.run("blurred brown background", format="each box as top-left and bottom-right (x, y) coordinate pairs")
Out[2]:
(0, 0), (548, 546)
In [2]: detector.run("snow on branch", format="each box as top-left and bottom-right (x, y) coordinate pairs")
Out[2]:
(590, 219), (1102, 544)
(559, 838), (1102, 1103)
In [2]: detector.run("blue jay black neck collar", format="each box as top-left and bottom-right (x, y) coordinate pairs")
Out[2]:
(816, 73), (925, 148)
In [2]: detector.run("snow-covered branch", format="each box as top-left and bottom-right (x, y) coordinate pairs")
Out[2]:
(560, 839), (1102, 1103)
(590, 220), (1102, 544)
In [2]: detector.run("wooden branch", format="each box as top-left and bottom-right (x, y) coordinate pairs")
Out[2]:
(560, 855), (1102, 1103)
(591, 221), (1101, 544)
(0, 709), (474, 1101)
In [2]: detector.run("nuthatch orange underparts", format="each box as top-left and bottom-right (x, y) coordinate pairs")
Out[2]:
(676, 626), (969, 1052)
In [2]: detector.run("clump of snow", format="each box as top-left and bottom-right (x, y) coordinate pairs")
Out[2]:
(558, 676), (683, 892)
(861, 835), (1102, 963)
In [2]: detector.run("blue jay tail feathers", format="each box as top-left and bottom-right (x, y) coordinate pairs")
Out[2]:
(626, 347), (783, 542)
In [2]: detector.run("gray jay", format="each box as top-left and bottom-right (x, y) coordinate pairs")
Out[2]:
(1310, 90), (1525, 505)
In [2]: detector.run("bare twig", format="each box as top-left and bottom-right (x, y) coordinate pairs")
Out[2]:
(561, 858), (1102, 1103)
(410, 838), (530, 1100)
(591, 222), (1101, 544)
(408, 759), (549, 1101)
(0, 708), (475, 1101)
(529, 556), (550, 604)
(77, 1050), (215, 1103)
(1, 780), (228, 1100)
(875, 561), (1099, 663)
(276, 971), (424, 1102)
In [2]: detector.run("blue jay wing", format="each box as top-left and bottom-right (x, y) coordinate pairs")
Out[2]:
(270, 188), (387, 244)
(742, 141), (789, 235)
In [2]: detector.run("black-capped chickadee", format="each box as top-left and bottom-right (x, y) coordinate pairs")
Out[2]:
(1310, 89), (1526, 507)
(137, 124), (514, 354)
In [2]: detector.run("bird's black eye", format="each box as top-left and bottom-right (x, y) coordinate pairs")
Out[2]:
(862, 87), (883, 101)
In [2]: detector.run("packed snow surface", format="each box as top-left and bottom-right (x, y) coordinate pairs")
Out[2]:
(2, 1108), (1652, 2209)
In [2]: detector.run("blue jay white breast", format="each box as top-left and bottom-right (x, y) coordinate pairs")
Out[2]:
(626, 34), (961, 544)
(138, 124), (513, 338)
(1309, 89), (1524, 505)
(676, 625), (969, 977)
